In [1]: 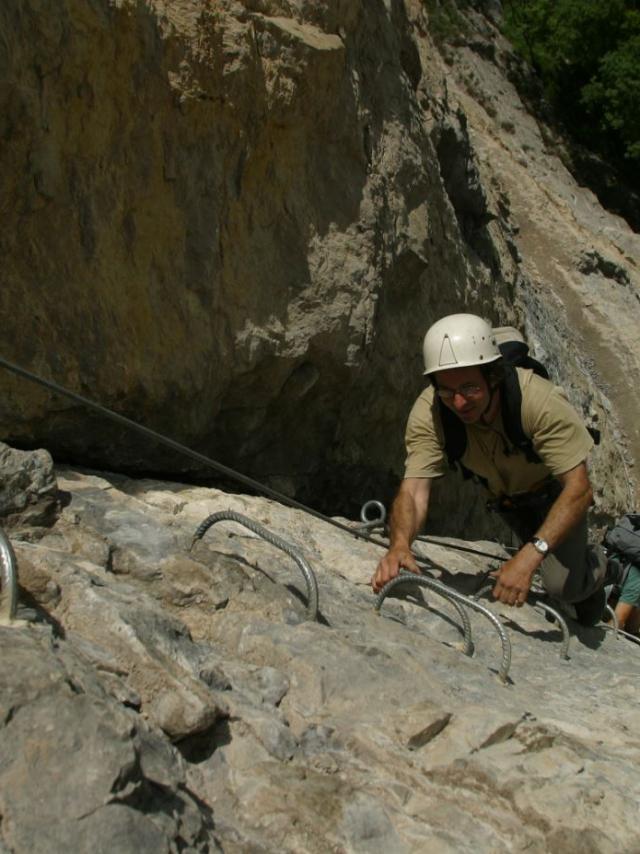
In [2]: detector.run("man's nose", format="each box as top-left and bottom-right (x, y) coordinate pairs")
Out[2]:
(452, 391), (468, 409)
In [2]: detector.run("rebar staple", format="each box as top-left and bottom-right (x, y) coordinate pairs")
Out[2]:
(604, 603), (619, 635)
(392, 569), (475, 656)
(191, 511), (319, 621)
(474, 584), (571, 660)
(530, 601), (571, 660)
(376, 573), (511, 682)
(0, 528), (18, 624)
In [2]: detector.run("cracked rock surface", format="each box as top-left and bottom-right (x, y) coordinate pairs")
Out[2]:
(2, 461), (639, 852)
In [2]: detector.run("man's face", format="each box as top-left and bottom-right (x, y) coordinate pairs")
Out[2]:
(433, 366), (491, 423)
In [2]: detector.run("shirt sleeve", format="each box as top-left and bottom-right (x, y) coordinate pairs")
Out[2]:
(521, 372), (594, 476)
(404, 389), (448, 479)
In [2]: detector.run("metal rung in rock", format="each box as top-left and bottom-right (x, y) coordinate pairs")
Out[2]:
(474, 584), (571, 661)
(394, 569), (474, 657)
(603, 603), (618, 635)
(0, 528), (18, 625)
(376, 572), (511, 683)
(191, 511), (319, 621)
(355, 500), (387, 533)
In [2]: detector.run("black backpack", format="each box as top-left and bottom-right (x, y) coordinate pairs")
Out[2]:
(603, 513), (640, 592)
(438, 331), (599, 481)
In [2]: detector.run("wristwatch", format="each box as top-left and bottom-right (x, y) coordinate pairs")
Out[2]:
(530, 536), (550, 556)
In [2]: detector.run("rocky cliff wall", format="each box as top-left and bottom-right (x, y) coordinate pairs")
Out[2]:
(1, 0), (638, 536)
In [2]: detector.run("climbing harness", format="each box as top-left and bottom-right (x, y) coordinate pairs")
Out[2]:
(190, 510), (319, 621)
(0, 528), (18, 624)
(375, 570), (512, 682)
(474, 583), (570, 660)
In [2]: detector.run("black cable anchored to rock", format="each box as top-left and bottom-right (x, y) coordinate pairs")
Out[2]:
(0, 355), (434, 562)
(0, 354), (511, 567)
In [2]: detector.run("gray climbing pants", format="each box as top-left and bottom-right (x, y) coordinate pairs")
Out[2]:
(491, 480), (607, 604)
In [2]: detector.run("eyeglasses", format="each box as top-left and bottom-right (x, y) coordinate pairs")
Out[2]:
(436, 383), (484, 401)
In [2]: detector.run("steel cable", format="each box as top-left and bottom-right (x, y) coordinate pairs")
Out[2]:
(358, 498), (513, 561)
(614, 628), (640, 646)
(602, 624), (640, 646)
(0, 356), (507, 569)
(0, 356), (436, 562)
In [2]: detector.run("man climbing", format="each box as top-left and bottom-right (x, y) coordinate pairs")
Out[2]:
(371, 313), (607, 626)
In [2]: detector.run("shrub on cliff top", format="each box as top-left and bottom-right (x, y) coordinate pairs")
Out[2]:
(502, 0), (640, 164)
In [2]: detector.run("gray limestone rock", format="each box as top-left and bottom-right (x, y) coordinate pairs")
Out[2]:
(0, 628), (218, 853)
(2, 467), (640, 851)
(1, 0), (640, 845)
(0, 442), (58, 528)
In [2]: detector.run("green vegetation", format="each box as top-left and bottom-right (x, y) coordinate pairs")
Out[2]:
(423, 0), (472, 44)
(502, 0), (640, 164)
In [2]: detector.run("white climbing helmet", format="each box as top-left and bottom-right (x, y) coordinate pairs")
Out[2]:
(422, 313), (501, 375)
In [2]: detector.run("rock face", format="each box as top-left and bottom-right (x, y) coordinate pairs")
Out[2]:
(1, 454), (639, 852)
(0, 443), (58, 527)
(0, 629), (218, 853)
(1, 0), (638, 535)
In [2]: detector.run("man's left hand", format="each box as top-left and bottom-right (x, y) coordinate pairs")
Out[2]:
(490, 551), (541, 606)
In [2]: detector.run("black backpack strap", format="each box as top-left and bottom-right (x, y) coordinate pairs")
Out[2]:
(587, 426), (601, 446)
(518, 355), (549, 380)
(498, 340), (550, 380)
(500, 365), (541, 464)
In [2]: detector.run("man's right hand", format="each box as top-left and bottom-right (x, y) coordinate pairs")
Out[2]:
(370, 478), (431, 593)
(371, 547), (420, 593)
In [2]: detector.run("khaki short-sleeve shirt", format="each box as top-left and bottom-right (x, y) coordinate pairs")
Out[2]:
(404, 368), (593, 496)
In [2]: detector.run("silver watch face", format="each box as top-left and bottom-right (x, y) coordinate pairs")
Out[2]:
(531, 537), (549, 555)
